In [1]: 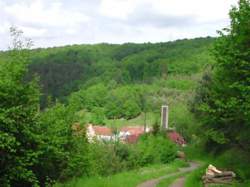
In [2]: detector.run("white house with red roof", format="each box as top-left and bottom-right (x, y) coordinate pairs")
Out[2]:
(85, 124), (186, 145)
(119, 126), (151, 143)
(87, 124), (117, 142)
(86, 124), (151, 143)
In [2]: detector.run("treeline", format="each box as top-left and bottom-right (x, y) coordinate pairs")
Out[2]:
(22, 37), (214, 108)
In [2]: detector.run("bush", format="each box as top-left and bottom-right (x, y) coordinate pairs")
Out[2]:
(83, 134), (177, 178)
(137, 135), (177, 166)
(88, 143), (125, 176)
(38, 103), (90, 184)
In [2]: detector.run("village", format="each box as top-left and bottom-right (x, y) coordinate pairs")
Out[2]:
(72, 105), (186, 146)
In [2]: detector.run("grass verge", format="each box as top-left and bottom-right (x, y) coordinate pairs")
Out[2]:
(55, 160), (187, 187)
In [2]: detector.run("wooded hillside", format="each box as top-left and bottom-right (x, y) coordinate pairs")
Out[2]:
(19, 37), (215, 107)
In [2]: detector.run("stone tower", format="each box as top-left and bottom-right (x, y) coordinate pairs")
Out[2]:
(161, 105), (168, 129)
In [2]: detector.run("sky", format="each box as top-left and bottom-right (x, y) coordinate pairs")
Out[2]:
(0, 0), (238, 50)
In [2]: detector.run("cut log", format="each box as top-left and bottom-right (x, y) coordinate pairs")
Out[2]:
(203, 176), (234, 181)
(213, 171), (236, 178)
(205, 179), (232, 184)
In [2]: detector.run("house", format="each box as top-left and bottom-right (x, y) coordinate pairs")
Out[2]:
(85, 124), (151, 143)
(74, 123), (185, 145)
(119, 126), (151, 143)
(124, 134), (140, 144)
(86, 124), (116, 142)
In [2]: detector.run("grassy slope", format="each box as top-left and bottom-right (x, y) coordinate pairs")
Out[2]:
(55, 160), (188, 187)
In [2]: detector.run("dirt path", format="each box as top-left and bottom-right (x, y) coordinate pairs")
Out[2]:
(169, 176), (185, 187)
(137, 162), (200, 187)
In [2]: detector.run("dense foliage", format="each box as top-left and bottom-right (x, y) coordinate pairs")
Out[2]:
(86, 133), (177, 177)
(0, 28), (90, 186)
(17, 37), (214, 108)
(190, 1), (250, 182)
(192, 0), (250, 152)
(0, 44), (42, 186)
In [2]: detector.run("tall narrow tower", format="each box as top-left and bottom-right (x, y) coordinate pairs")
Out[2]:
(161, 105), (169, 129)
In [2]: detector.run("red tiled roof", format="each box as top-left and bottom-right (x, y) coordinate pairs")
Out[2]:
(167, 131), (186, 145)
(92, 126), (112, 136)
(120, 126), (145, 135)
(125, 134), (141, 144)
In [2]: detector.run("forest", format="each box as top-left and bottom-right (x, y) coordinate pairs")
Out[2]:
(0, 0), (249, 186)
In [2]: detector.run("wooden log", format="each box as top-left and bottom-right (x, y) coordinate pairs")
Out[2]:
(205, 180), (232, 184)
(202, 171), (235, 180)
(202, 176), (234, 186)
(216, 177), (233, 181)
(205, 177), (233, 181)
(203, 175), (234, 180)
(203, 178), (233, 184)
(213, 171), (236, 178)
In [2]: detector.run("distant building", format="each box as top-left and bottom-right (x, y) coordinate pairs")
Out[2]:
(86, 124), (116, 142)
(73, 124), (185, 146)
(119, 126), (151, 143)
(86, 124), (151, 143)
(161, 105), (169, 129)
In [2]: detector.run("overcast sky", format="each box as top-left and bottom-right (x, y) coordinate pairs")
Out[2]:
(0, 0), (238, 50)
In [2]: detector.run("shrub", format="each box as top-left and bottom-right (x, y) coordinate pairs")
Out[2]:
(137, 135), (177, 166)
(38, 103), (90, 184)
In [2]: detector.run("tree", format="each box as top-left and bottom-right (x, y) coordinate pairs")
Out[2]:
(38, 103), (90, 183)
(90, 107), (106, 125)
(0, 27), (91, 186)
(122, 99), (141, 119)
(193, 0), (250, 151)
(0, 27), (41, 186)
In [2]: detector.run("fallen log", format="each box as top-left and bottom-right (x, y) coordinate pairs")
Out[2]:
(204, 179), (232, 184)
(213, 171), (236, 178)
(203, 171), (235, 179)
(203, 176), (234, 181)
